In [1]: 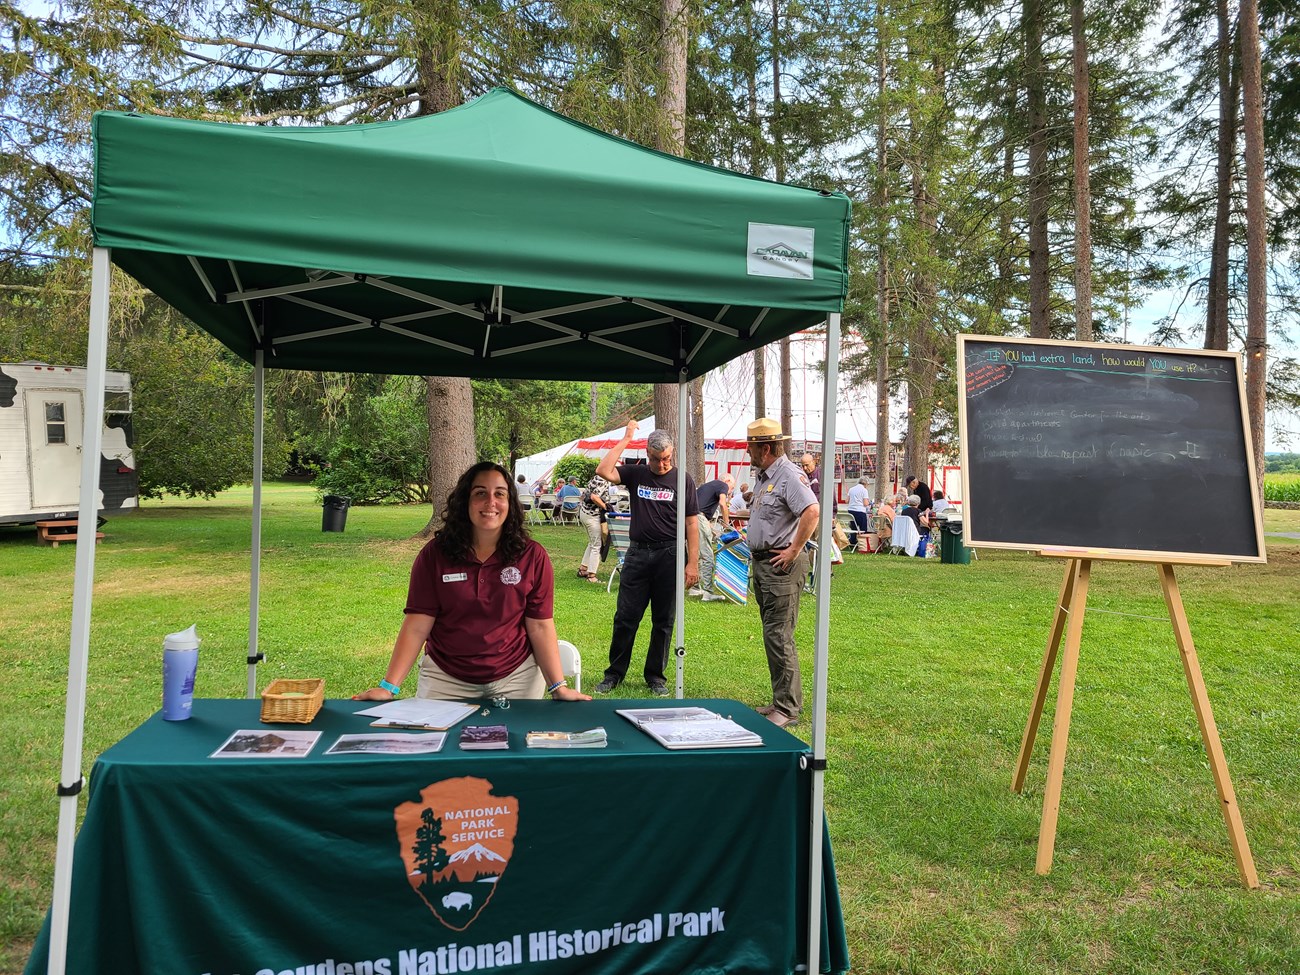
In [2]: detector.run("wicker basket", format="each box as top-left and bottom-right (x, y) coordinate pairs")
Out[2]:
(260, 678), (324, 724)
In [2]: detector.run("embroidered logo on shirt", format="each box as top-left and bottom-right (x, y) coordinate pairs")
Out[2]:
(637, 485), (674, 501)
(500, 566), (522, 585)
(442, 572), (468, 583)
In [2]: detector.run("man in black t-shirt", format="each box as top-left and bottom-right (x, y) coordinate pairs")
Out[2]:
(593, 420), (699, 695)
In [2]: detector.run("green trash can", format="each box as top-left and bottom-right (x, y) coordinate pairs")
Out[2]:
(940, 520), (971, 565)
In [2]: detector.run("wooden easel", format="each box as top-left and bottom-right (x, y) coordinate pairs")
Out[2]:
(1012, 554), (1259, 888)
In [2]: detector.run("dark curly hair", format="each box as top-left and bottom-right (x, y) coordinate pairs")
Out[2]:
(436, 461), (530, 565)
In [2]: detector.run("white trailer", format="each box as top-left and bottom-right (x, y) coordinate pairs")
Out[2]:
(0, 362), (138, 526)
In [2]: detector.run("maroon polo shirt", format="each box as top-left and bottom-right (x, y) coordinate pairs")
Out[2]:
(405, 537), (554, 684)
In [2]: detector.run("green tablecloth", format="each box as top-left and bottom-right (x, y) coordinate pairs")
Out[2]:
(27, 698), (848, 975)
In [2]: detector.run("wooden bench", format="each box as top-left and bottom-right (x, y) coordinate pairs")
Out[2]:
(35, 520), (104, 547)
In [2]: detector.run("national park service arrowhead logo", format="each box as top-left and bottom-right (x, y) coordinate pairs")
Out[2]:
(394, 776), (518, 931)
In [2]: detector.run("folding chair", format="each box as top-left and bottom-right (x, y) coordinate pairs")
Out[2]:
(535, 493), (557, 523)
(558, 495), (581, 525)
(715, 529), (751, 605)
(555, 639), (582, 693)
(605, 513), (632, 593)
(871, 513), (893, 554)
(521, 493), (544, 526)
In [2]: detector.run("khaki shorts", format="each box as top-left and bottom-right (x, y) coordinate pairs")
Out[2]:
(417, 654), (545, 701)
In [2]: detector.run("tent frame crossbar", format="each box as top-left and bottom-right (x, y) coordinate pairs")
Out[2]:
(198, 262), (794, 375)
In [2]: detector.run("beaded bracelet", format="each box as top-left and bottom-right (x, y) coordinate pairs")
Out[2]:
(546, 679), (566, 694)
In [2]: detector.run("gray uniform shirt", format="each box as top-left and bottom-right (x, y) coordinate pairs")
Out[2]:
(747, 454), (817, 551)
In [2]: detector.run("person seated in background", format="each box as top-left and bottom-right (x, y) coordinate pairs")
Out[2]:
(740, 482), (754, 506)
(557, 477), (583, 521)
(898, 493), (935, 556)
(353, 461), (591, 704)
(931, 489), (951, 515)
(516, 474), (533, 503)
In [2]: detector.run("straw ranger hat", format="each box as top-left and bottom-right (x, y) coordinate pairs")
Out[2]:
(746, 417), (788, 443)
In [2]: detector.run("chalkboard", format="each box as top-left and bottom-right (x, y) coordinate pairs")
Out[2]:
(957, 335), (1264, 562)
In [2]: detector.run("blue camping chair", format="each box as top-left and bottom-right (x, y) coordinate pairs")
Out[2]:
(605, 514), (632, 593)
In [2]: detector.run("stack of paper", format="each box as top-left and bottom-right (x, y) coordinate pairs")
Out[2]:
(525, 727), (608, 748)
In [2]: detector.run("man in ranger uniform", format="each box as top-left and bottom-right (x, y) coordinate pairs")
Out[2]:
(744, 418), (819, 727)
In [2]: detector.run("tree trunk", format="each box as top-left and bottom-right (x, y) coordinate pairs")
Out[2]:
(780, 338), (793, 437)
(906, 130), (940, 489)
(1206, 0), (1236, 351)
(423, 376), (477, 536)
(1025, 0), (1051, 337)
(653, 383), (679, 439)
(589, 382), (599, 426)
(875, 5), (891, 500)
(1071, 0), (1092, 341)
(753, 348), (767, 418)
(1240, 0), (1267, 501)
(416, 11), (474, 538)
(688, 376), (706, 479)
(655, 0), (694, 460)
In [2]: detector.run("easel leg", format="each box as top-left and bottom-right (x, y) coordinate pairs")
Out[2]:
(1158, 564), (1260, 889)
(1013, 559), (1079, 793)
(1036, 558), (1091, 875)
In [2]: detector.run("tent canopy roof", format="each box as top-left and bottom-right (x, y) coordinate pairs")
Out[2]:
(92, 88), (850, 383)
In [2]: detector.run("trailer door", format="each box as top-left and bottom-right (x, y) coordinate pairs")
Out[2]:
(26, 390), (83, 509)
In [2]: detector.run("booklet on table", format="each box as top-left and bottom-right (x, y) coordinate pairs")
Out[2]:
(459, 724), (509, 750)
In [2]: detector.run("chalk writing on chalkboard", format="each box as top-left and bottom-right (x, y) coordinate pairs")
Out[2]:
(957, 336), (1262, 562)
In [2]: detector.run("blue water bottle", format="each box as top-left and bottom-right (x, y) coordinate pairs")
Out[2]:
(162, 625), (200, 721)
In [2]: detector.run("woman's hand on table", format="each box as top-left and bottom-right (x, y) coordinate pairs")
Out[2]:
(352, 687), (396, 701)
(551, 686), (592, 702)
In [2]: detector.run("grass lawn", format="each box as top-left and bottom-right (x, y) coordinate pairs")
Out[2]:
(2, 483), (1298, 974)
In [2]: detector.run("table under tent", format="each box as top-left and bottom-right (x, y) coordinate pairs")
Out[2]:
(49, 87), (852, 975)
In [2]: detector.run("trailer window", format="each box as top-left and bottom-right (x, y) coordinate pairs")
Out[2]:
(104, 391), (131, 415)
(46, 402), (67, 444)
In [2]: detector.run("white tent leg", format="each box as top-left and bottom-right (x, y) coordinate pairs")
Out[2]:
(673, 373), (688, 699)
(48, 246), (113, 975)
(806, 312), (840, 975)
(247, 350), (265, 698)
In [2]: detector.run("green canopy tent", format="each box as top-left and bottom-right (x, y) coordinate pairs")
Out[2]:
(53, 88), (851, 975)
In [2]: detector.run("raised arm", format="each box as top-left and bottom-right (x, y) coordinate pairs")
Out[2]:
(596, 419), (638, 484)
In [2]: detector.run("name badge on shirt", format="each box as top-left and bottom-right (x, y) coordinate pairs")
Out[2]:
(442, 572), (468, 583)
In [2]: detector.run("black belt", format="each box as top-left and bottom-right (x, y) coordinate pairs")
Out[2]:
(630, 539), (676, 551)
(751, 549), (775, 560)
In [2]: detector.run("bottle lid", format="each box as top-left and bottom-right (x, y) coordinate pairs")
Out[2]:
(163, 624), (200, 651)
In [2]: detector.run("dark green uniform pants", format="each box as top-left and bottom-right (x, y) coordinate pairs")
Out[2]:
(752, 550), (808, 718)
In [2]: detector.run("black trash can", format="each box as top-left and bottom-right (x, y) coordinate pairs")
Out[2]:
(322, 495), (351, 532)
(940, 519), (971, 564)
